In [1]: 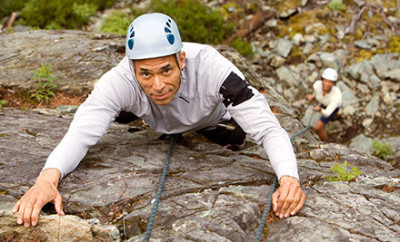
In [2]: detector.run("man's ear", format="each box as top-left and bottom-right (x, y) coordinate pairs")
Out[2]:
(179, 51), (186, 70)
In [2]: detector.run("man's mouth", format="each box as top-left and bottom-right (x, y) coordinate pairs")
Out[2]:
(152, 92), (170, 100)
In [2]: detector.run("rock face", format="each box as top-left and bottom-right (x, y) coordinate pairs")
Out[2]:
(1, 108), (399, 241)
(0, 28), (399, 241)
(0, 213), (120, 241)
(0, 30), (124, 94)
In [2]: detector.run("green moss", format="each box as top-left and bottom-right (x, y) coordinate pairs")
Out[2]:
(274, 0), (302, 13)
(279, 10), (320, 38)
(328, 0), (346, 11)
(0, 190), (9, 195)
(220, 2), (244, 20)
(387, 36), (400, 54)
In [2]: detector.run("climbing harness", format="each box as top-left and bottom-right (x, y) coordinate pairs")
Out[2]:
(144, 111), (316, 241)
(143, 136), (175, 242)
(254, 110), (316, 242)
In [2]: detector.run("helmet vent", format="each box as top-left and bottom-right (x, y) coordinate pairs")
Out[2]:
(127, 25), (135, 50)
(164, 20), (175, 45)
(128, 39), (134, 50)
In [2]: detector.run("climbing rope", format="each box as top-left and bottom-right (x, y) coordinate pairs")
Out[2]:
(144, 111), (316, 241)
(143, 136), (174, 242)
(254, 111), (316, 242)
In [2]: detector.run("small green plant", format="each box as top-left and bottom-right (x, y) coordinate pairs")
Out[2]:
(372, 140), (395, 159)
(328, 0), (346, 11)
(326, 161), (363, 182)
(230, 37), (255, 59)
(0, 99), (7, 108)
(30, 63), (57, 104)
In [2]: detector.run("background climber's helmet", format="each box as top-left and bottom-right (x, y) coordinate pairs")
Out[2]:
(321, 68), (338, 82)
(125, 13), (183, 60)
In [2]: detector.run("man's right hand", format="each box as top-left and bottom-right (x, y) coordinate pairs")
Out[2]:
(12, 168), (64, 228)
(306, 94), (314, 101)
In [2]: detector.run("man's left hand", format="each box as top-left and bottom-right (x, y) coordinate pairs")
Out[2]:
(272, 176), (306, 219)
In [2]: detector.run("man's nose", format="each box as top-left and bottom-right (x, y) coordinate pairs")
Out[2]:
(153, 75), (165, 91)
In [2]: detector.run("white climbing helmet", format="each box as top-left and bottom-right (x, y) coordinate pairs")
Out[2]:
(321, 68), (338, 82)
(125, 13), (183, 60)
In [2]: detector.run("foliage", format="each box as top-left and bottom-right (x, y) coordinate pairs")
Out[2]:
(72, 2), (98, 27)
(100, 10), (132, 34)
(372, 140), (395, 160)
(328, 0), (346, 11)
(150, 0), (234, 45)
(230, 37), (255, 59)
(326, 161), (363, 182)
(0, 0), (26, 19)
(30, 63), (57, 104)
(18, 0), (116, 29)
(0, 100), (7, 108)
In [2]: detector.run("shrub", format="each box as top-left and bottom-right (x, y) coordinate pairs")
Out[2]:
(328, 0), (346, 11)
(100, 10), (132, 35)
(372, 140), (395, 160)
(230, 37), (255, 59)
(326, 161), (363, 182)
(30, 63), (57, 104)
(0, 0), (26, 19)
(18, 0), (116, 29)
(150, 0), (234, 45)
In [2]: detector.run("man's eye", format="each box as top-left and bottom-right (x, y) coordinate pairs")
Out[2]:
(141, 72), (150, 77)
(163, 69), (170, 74)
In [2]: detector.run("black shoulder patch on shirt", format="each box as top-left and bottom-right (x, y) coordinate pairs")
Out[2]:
(219, 72), (254, 107)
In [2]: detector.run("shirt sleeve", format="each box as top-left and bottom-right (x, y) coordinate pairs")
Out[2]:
(42, 70), (133, 180)
(219, 72), (299, 181)
(321, 88), (342, 117)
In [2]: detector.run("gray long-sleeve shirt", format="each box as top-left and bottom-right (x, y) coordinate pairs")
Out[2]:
(43, 42), (299, 181)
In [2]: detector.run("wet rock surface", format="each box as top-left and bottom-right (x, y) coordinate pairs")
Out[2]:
(1, 108), (399, 241)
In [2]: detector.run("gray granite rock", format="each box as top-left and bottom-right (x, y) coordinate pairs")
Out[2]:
(1, 109), (400, 241)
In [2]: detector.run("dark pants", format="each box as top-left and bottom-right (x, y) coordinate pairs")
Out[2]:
(115, 111), (246, 147)
(320, 105), (340, 124)
(197, 119), (246, 147)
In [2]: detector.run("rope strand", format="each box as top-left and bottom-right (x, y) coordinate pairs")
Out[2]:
(144, 136), (174, 242)
(254, 111), (315, 241)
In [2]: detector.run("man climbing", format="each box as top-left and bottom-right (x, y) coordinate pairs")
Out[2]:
(12, 13), (306, 228)
(307, 68), (342, 142)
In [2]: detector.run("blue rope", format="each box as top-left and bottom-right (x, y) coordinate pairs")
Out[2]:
(254, 175), (278, 241)
(254, 111), (315, 241)
(144, 136), (174, 242)
(144, 111), (315, 241)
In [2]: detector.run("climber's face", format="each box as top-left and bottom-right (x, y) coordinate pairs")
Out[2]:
(133, 52), (186, 105)
(322, 78), (334, 93)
